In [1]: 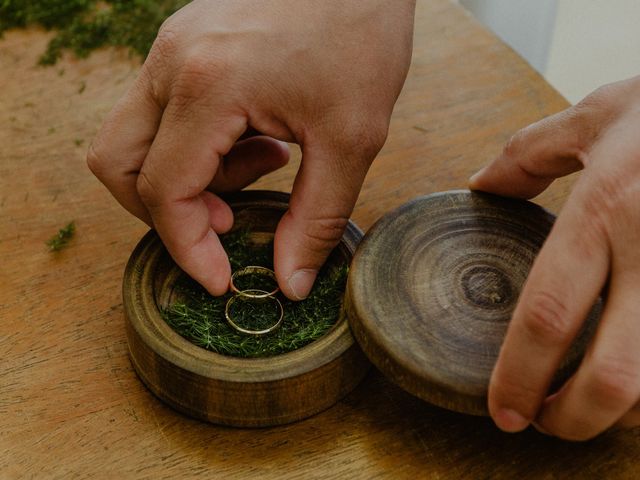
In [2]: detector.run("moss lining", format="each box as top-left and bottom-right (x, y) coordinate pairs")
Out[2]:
(0, 0), (189, 65)
(161, 229), (348, 358)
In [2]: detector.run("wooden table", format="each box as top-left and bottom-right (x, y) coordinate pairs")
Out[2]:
(2, 1), (639, 477)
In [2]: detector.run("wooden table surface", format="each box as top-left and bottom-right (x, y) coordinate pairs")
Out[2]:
(1, 1), (639, 478)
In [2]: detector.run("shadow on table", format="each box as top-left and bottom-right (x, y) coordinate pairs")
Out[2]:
(139, 366), (640, 477)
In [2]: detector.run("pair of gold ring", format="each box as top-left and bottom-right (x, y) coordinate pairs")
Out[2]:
(225, 266), (283, 336)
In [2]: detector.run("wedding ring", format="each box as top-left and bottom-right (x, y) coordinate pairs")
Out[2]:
(225, 290), (284, 336)
(230, 266), (279, 299)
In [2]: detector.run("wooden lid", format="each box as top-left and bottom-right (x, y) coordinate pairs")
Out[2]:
(345, 190), (599, 415)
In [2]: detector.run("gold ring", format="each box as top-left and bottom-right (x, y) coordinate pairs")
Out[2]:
(229, 266), (279, 299)
(225, 290), (284, 336)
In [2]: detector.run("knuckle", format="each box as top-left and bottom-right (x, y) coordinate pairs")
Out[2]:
(579, 83), (617, 110)
(556, 107), (592, 155)
(583, 170), (632, 213)
(179, 54), (217, 85)
(363, 119), (390, 155)
(86, 143), (106, 178)
(588, 355), (639, 408)
(520, 290), (574, 343)
(136, 170), (162, 208)
(169, 54), (229, 112)
(150, 24), (180, 65)
(572, 82), (622, 133)
(577, 170), (638, 245)
(502, 128), (527, 159)
(142, 27), (181, 103)
(299, 215), (350, 255)
(340, 116), (389, 161)
(137, 63), (164, 105)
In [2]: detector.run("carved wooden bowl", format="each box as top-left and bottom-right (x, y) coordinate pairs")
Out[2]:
(345, 190), (600, 416)
(123, 190), (370, 427)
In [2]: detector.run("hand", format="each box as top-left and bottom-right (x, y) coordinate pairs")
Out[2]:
(469, 75), (640, 440)
(88, 0), (416, 299)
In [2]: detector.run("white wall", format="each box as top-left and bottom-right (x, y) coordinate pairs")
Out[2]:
(460, 0), (558, 73)
(460, 0), (640, 104)
(546, 0), (640, 103)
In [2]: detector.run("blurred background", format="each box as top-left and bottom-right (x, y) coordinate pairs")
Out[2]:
(459, 0), (640, 103)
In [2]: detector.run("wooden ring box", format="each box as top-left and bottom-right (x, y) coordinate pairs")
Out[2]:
(124, 189), (599, 426)
(123, 190), (370, 427)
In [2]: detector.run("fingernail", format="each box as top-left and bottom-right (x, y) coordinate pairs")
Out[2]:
(468, 166), (487, 187)
(495, 408), (530, 432)
(287, 269), (317, 300)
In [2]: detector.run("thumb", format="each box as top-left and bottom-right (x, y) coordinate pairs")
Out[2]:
(469, 108), (589, 198)
(274, 140), (372, 300)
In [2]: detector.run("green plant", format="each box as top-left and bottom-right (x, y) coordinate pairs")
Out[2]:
(46, 221), (75, 251)
(0, 0), (190, 65)
(162, 229), (348, 358)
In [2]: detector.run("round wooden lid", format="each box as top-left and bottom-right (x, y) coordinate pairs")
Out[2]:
(345, 190), (599, 415)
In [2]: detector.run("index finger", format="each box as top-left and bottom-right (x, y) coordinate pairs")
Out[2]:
(138, 96), (247, 295)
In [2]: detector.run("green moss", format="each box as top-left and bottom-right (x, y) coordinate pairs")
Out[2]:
(46, 221), (75, 251)
(0, 0), (189, 65)
(162, 229), (348, 358)
(0, 0), (94, 32)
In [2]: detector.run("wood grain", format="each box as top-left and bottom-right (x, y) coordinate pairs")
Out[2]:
(125, 190), (369, 427)
(2, 1), (640, 478)
(346, 190), (600, 415)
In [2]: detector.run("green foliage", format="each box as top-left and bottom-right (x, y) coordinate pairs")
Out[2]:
(162, 230), (348, 358)
(0, 0), (190, 65)
(46, 221), (75, 251)
(0, 0), (94, 32)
